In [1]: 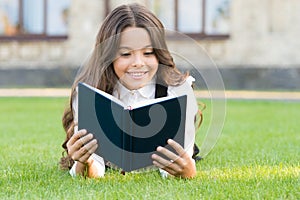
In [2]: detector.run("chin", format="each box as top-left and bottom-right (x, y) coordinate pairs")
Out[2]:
(123, 79), (148, 89)
(126, 82), (146, 90)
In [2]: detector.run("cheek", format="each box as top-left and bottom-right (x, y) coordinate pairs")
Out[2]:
(149, 58), (159, 72)
(150, 63), (158, 74)
(113, 59), (127, 78)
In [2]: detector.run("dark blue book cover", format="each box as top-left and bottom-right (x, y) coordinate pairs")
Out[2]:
(78, 82), (187, 172)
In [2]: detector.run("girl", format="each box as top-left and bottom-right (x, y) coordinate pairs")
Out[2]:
(60, 3), (199, 179)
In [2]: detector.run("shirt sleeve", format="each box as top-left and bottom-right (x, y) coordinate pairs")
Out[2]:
(159, 168), (169, 178)
(69, 154), (106, 178)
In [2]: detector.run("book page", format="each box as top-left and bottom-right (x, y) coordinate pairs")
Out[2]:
(81, 82), (125, 107)
(129, 96), (181, 110)
(81, 82), (183, 110)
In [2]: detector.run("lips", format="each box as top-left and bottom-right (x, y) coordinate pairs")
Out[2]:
(127, 71), (148, 79)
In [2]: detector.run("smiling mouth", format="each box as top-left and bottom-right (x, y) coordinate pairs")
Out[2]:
(127, 71), (148, 79)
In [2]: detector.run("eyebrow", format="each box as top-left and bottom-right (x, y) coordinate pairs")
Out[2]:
(118, 45), (153, 50)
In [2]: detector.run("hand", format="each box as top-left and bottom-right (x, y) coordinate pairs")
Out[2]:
(66, 128), (98, 165)
(151, 139), (196, 178)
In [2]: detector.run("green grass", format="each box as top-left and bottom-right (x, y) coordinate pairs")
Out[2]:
(0, 97), (299, 199)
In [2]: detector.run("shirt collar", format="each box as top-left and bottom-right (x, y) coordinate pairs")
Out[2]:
(113, 78), (156, 100)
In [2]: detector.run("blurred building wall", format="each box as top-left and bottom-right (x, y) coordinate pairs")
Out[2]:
(0, 0), (299, 89)
(0, 0), (105, 69)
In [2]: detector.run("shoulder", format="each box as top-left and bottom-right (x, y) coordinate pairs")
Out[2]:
(168, 77), (194, 96)
(168, 77), (198, 115)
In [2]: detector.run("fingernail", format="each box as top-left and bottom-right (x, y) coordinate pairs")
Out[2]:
(168, 139), (173, 143)
(81, 129), (87, 134)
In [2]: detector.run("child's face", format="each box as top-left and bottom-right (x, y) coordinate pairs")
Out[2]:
(113, 27), (159, 90)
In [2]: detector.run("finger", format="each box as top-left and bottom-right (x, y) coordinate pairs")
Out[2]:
(77, 150), (91, 163)
(152, 153), (180, 171)
(156, 146), (182, 164)
(78, 143), (98, 163)
(73, 133), (93, 149)
(67, 129), (87, 147)
(152, 154), (182, 176)
(83, 139), (98, 155)
(89, 142), (98, 154)
(167, 139), (187, 157)
(152, 160), (177, 175)
(72, 139), (96, 161)
(76, 140), (98, 162)
(152, 153), (171, 167)
(79, 133), (94, 145)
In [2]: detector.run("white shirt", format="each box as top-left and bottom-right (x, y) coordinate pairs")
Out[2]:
(70, 77), (198, 177)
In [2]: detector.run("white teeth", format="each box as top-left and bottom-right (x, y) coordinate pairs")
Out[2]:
(128, 72), (146, 77)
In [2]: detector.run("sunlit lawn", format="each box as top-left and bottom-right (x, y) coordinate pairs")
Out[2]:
(0, 97), (299, 199)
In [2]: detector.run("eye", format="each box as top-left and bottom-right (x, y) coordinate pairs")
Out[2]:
(120, 52), (131, 57)
(144, 51), (154, 56)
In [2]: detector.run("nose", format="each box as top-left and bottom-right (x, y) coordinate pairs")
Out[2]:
(132, 52), (144, 67)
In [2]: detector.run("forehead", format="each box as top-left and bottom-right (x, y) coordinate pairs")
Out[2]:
(119, 27), (152, 49)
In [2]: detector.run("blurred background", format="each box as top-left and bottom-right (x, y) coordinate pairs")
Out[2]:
(0, 0), (299, 91)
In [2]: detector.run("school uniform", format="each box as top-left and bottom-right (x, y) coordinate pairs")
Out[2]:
(70, 77), (198, 177)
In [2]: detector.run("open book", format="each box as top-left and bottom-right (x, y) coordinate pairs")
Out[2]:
(78, 82), (187, 172)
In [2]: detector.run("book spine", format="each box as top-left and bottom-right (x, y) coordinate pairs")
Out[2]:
(129, 110), (133, 171)
(122, 110), (126, 171)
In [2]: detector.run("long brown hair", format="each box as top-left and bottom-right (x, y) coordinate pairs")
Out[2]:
(60, 3), (188, 170)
